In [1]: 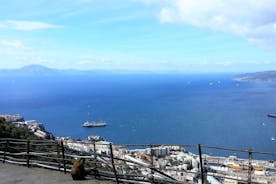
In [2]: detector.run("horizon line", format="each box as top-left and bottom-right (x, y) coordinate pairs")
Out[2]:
(0, 64), (264, 74)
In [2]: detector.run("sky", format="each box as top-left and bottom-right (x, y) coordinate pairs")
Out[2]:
(0, 0), (276, 73)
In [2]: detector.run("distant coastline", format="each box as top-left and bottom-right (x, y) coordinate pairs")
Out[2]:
(0, 64), (162, 76)
(234, 70), (276, 82)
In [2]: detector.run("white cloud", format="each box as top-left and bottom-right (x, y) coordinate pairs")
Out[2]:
(215, 61), (232, 66)
(0, 40), (26, 49)
(0, 20), (62, 31)
(159, 8), (174, 23)
(155, 0), (276, 48)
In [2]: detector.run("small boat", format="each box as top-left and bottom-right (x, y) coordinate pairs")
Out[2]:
(82, 121), (107, 127)
(271, 137), (275, 141)
(267, 114), (276, 118)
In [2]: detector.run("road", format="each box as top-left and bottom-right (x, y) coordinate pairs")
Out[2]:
(0, 163), (115, 184)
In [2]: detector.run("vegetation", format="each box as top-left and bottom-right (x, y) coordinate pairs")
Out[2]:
(0, 117), (39, 139)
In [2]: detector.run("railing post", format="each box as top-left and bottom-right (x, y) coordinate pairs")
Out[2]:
(3, 140), (9, 163)
(198, 144), (204, 184)
(109, 143), (119, 184)
(61, 140), (67, 173)
(26, 140), (30, 168)
(56, 142), (61, 171)
(150, 144), (154, 183)
(93, 141), (97, 162)
(93, 141), (98, 178)
(248, 149), (252, 184)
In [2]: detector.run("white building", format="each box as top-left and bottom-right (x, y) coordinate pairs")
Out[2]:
(63, 140), (111, 155)
(145, 146), (170, 157)
(224, 178), (238, 184)
(0, 114), (24, 123)
(11, 120), (52, 139)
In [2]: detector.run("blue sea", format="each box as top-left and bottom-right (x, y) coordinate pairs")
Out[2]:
(0, 73), (276, 158)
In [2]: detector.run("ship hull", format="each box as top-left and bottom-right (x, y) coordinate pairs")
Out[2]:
(82, 121), (107, 127)
(267, 114), (276, 118)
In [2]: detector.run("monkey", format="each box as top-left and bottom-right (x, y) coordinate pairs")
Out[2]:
(71, 158), (86, 180)
(71, 158), (100, 180)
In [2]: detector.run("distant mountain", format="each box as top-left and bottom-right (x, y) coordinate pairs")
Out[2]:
(20, 64), (59, 74)
(0, 65), (155, 76)
(234, 71), (276, 82)
(0, 65), (61, 76)
(0, 64), (105, 76)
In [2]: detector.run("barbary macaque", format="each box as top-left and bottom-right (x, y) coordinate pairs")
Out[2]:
(71, 158), (99, 180)
(71, 158), (86, 180)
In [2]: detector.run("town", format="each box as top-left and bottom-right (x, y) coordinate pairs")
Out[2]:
(1, 114), (276, 184)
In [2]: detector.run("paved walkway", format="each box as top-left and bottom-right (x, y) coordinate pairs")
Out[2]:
(0, 163), (115, 184)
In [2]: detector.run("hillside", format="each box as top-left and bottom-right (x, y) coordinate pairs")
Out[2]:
(0, 118), (39, 139)
(234, 71), (276, 82)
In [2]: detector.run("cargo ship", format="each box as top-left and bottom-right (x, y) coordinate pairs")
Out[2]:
(82, 121), (107, 127)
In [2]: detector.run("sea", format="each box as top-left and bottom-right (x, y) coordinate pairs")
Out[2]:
(0, 73), (276, 159)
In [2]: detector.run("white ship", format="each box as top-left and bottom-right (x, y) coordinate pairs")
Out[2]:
(82, 121), (107, 127)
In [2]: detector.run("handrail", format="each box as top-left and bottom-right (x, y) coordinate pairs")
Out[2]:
(0, 138), (275, 184)
(202, 144), (276, 155)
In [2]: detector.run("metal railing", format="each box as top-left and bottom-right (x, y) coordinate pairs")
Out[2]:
(0, 138), (275, 184)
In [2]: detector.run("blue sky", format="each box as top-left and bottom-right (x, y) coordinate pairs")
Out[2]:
(0, 0), (276, 73)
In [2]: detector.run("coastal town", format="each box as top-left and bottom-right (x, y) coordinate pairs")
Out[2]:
(57, 138), (276, 184)
(1, 114), (276, 184)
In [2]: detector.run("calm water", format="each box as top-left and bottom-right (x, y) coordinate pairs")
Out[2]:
(0, 73), (276, 157)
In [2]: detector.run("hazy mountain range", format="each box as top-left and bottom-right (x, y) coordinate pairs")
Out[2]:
(0, 65), (147, 76)
(1, 65), (276, 81)
(0, 65), (79, 76)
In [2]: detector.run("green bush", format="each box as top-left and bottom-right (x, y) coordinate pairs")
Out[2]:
(0, 118), (39, 140)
